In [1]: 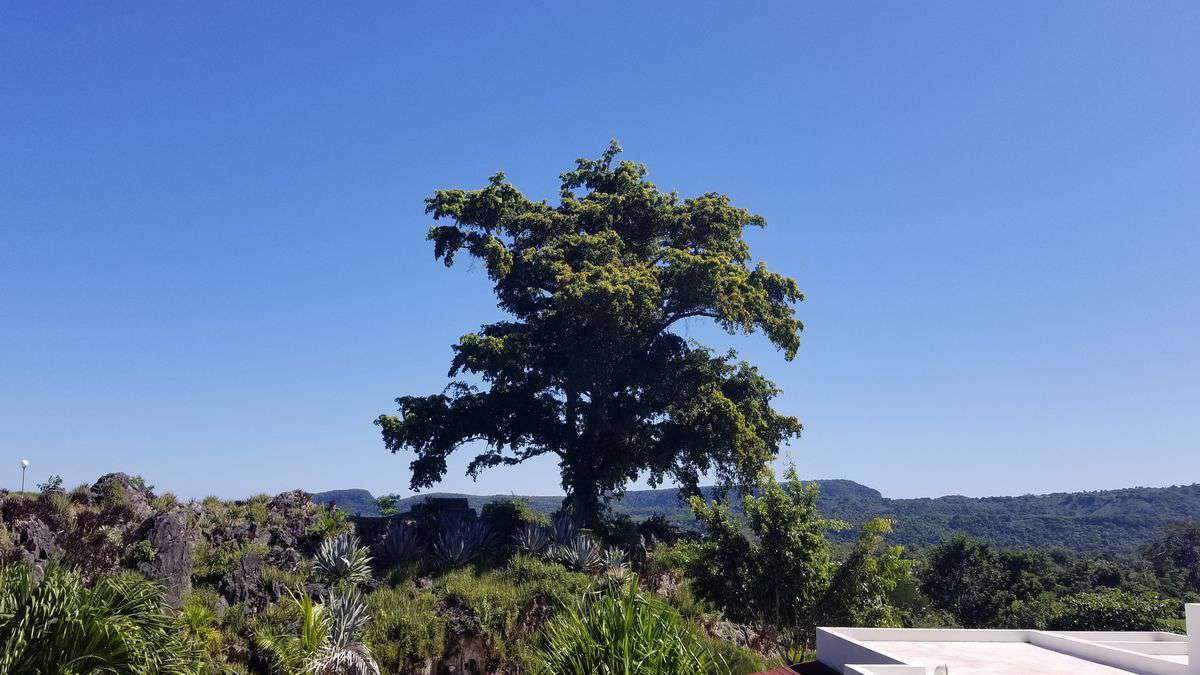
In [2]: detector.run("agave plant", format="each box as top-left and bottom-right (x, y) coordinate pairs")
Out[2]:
(601, 546), (629, 573)
(514, 523), (551, 555)
(314, 533), (373, 586)
(431, 518), (495, 568)
(380, 522), (421, 563)
(304, 588), (379, 675)
(552, 513), (579, 545)
(556, 533), (604, 573)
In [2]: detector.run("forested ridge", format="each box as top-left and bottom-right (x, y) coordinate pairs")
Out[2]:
(317, 480), (1200, 554)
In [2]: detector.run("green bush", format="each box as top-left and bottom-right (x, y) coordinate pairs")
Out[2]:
(0, 563), (202, 673)
(362, 586), (445, 673)
(1007, 589), (1178, 632)
(532, 576), (732, 675)
(482, 498), (549, 544)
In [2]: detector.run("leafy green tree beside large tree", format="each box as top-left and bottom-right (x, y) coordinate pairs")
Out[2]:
(377, 142), (804, 525)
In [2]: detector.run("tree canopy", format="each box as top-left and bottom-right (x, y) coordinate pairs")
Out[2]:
(377, 142), (803, 524)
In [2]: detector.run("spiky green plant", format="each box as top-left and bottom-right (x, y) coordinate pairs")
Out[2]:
(555, 533), (604, 573)
(0, 563), (202, 674)
(601, 546), (629, 575)
(305, 588), (379, 675)
(533, 576), (729, 675)
(314, 534), (373, 587)
(551, 513), (579, 546)
(380, 522), (421, 564)
(513, 523), (551, 556)
(430, 519), (494, 568)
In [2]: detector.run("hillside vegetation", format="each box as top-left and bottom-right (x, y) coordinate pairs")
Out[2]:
(316, 481), (1200, 554)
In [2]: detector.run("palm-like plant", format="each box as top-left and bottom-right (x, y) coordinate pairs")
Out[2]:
(430, 518), (494, 568)
(380, 522), (421, 563)
(0, 563), (202, 674)
(513, 523), (551, 555)
(256, 591), (329, 674)
(534, 576), (728, 675)
(314, 533), (373, 586)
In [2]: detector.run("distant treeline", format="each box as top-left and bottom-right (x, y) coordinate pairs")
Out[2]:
(314, 480), (1200, 555)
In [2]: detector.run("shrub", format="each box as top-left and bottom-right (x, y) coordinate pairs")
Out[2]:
(126, 539), (157, 565)
(193, 542), (269, 585)
(151, 492), (178, 511)
(482, 498), (549, 545)
(36, 475), (64, 495)
(362, 586), (445, 673)
(98, 480), (129, 511)
(309, 507), (352, 539)
(0, 563), (202, 673)
(532, 576), (731, 675)
(314, 534), (373, 587)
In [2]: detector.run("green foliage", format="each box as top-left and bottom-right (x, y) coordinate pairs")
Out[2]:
(193, 542), (270, 585)
(99, 480), (129, 511)
(377, 142), (803, 525)
(920, 534), (1166, 629)
(179, 589), (226, 666)
(374, 494), (402, 518)
(37, 474), (64, 494)
(314, 534), (373, 587)
(532, 576), (734, 675)
(362, 586), (445, 674)
(1012, 590), (1177, 631)
(309, 508), (351, 539)
(821, 518), (912, 627)
(254, 592), (328, 675)
(687, 466), (911, 653)
(127, 539), (157, 565)
(47, 491), (73, 522)
(1141, 520), (1200, 598)
(151, 492), (178, 511)
(0, 563), (202, 673)
(482, 498), (549, 545)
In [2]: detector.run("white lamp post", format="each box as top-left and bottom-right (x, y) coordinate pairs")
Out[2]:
(19, 459), (29, 493)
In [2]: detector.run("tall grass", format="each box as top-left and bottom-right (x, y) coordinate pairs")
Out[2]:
(533, 576), (731, 675)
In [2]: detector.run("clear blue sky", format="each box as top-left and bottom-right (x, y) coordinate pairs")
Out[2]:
(2, 3), (1197, 500)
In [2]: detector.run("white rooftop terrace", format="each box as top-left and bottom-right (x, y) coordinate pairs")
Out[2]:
(817, 603), (1199, 675)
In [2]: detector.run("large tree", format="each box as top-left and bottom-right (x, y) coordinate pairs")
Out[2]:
(377, 142), (803, 525)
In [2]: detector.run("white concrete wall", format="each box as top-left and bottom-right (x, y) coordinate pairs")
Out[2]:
(1029, 630), (1187, 675)
(844, 666), (926, 675)
(1187, 604), (1199, 674)
(818, 628), (907, 672)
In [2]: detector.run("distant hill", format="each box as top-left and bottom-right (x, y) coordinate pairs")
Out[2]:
(312, 481), (1200, 554)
